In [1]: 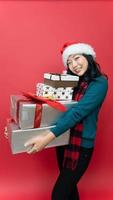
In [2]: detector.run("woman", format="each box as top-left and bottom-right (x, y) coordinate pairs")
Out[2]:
(24, 42), (108, 200)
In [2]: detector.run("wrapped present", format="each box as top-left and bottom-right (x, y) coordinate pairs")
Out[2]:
(10, 95), (77, 129)
(7, 122), (70, 154)
(36, 83), (74, 100)
(44, 73), (79, 88)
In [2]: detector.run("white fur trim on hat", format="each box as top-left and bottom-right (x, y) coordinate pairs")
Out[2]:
(62, 43), (96, 67)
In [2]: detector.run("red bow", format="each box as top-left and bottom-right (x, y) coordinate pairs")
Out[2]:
(22, 92), (67, 112)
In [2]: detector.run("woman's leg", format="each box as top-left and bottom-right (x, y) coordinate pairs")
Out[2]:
(55, 146), (79, 199)
(52, 147), (93, 200)
(55, 145), (67, 171)
(55, 145), (79, 199)
(69, 186), (79, 200)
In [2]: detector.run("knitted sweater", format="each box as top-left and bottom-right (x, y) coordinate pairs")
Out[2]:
(50, 75), (108, 148)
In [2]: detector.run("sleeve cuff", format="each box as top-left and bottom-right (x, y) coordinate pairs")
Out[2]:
(50, 127), (62, 137)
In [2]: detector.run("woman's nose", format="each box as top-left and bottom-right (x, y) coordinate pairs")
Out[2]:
(72, 60), (77, 68)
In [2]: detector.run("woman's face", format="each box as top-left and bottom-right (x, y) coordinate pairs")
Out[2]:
(67, 54), (88, 76)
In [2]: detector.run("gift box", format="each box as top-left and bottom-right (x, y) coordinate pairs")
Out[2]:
(44, 73), (79, 88)
(7, 122), (70, 154)
(10, 95), (77, 129)
(36, 83), (74, 100)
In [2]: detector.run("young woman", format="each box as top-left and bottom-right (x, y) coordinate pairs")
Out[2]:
(24, 42), (108, 200)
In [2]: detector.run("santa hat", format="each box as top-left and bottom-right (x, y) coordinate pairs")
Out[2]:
(61, 42), (96, 67)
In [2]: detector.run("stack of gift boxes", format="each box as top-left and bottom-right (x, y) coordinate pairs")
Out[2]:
(36, 73), (79, 100)
(7, 73), (79, 154)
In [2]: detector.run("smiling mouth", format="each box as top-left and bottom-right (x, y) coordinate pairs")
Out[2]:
(74, 66), (82, 73)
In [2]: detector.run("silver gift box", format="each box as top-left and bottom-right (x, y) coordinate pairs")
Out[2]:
(10, 95), (77, 130)
(7, 122), (70, 154)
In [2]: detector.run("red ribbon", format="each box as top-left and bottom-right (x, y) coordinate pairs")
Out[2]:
(22, 92), (67, 112)
(12, 92), (67, 128)
(23, 92), (67, 128)
(15, 97), (43, 128)
(34, 104), (42, 128)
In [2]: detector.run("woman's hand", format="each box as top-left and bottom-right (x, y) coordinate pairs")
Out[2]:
(24, 130), (56, 154)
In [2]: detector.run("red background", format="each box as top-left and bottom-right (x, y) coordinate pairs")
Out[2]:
(0, 1), (113, 200)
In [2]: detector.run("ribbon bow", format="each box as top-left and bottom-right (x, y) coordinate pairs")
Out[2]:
(22, 92), (67, 112)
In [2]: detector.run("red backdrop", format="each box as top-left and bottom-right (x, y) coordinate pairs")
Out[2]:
(0, 1), (112, 200)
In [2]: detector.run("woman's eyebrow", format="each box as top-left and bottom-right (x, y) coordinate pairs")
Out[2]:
(73, 55), (80, 59)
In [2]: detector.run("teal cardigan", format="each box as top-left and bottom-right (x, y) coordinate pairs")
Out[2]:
(50, 75), (108, 148)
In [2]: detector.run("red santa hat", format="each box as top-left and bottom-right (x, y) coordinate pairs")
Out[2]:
(61, 42), (96, 67)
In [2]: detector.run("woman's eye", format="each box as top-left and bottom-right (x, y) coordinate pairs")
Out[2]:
(74, 56), (80, 61)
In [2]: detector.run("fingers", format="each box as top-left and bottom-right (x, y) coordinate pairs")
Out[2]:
(24, 138), (39, 154)
(24, 136), (46, 154)
(24, 138), (35, 148)
(26, 145), (38, 154)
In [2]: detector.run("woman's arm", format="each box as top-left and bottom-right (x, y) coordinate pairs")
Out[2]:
(24, 76), (108, 154)
(50, 76), (108, 137)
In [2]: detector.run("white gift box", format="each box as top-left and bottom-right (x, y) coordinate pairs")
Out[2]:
(7, 122), (70, 154)
(44, 73), (79, 88)
(10, 95), (77, 129)
(36, 83), (74, 100)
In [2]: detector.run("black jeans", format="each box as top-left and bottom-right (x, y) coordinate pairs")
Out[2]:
(51, 145), (94, 200)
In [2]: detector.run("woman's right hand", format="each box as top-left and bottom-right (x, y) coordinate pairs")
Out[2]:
(4, 126), (8, 139)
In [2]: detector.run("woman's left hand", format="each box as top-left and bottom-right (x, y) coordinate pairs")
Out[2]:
(24, 130), (56, 154)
